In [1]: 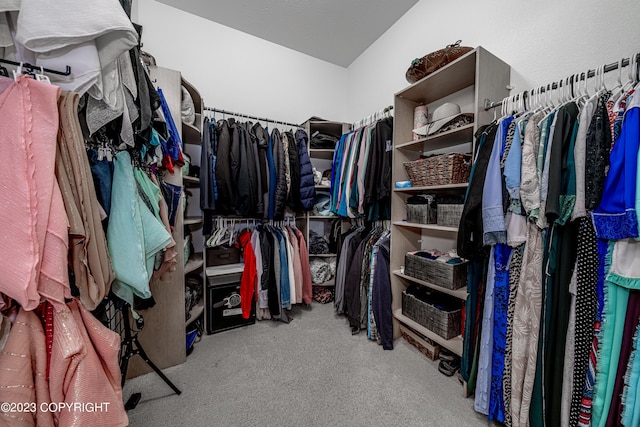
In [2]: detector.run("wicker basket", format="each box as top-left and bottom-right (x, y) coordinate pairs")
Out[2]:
(403, 153), (471, 187)
(437, 204), (464, 227)
(402, 287), (462, 340)
(405, 252), (467, 290)
(406, 195), (437, 224)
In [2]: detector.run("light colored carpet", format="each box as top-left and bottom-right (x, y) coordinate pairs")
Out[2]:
(124, 302), (491, 426)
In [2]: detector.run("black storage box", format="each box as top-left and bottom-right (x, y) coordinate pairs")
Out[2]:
(206, 264), (255, 334)
(206, 246), (241, 267)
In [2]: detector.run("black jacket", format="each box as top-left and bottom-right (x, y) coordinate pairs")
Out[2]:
(253, 123), (270, 217)
(235, 122), (251, 216)
(234, 123), (260, 217)
(457, 124), (497, 259)
(247, 122), (263, 217)
(372, 236), (393, 350)
(271, 129), (287, 219)
(296, 129), (315, 211)
(364, 118), (393, 220)
(215, 119), (234, 214)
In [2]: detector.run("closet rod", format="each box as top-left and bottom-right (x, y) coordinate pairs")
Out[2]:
(0, 58), (71, 76)
(484, 53), (640, 110)
(203, 106), (301, 128)
(353, 105), (393, 128)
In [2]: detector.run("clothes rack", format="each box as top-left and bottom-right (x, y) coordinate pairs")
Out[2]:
(484, 53), (640, 110)
(353, 105), (393, 129)
(0, 57), (72, 76)
(203, 106), (301, 128)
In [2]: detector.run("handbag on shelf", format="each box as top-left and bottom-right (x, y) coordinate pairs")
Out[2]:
(405, 40), (473, 84)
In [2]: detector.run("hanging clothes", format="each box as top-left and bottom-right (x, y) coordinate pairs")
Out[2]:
(237, 229), (257, 320)
(0, 76), (71, 311)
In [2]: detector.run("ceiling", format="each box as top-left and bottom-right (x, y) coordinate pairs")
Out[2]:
(156, 0), (419, 67)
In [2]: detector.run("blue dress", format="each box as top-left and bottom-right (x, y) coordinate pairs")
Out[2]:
(490, 243), (512, 422)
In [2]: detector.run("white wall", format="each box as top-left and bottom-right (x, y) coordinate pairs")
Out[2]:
(136, 0), (348, 125)
(346, 0), (640, 122)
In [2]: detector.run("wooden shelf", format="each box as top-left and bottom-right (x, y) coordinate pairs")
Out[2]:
(307, 120), (345, 138)
(184, 253), (204, 275)
(308, 148), (335, 160)
(309, 253), (337, 258)
(308, 215), (341, 219)
(313, 278), (335, 287)
(184, 217), (203, 226)
(394, 183), (468, 193)
(183, 175), (200, 185)
(182, 122), (201, 144)
(186, 299), (204, 327)
(393, 309), (463, 357)
(393, 271), (467, 300)
(395, 49), (477, 104)
(396, 124), (475, 151)
(392, 221), (458, 233)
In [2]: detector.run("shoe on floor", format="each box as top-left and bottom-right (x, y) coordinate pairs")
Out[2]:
(438, 359), (460, 377)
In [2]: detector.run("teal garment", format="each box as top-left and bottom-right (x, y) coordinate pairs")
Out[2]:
(591, 279), (630, 427)
(594, 240), (640, 427)
(530, 227), (552, 427)
(622, 322), (640, 426)
(108, 151), (172, 305)
(556, 121), (579, 226)
(134, 168), (163, 220)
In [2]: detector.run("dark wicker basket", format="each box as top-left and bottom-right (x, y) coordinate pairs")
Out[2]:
(437, 204), (464, 228)
(403, 153), (471, 187)
(402, 288), (462, 340)
(405, 252), (467, 290)
(406, 195), (437, 224)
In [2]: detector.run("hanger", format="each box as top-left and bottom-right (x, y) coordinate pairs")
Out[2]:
(608, 58), (625, 102)
(632, 53), (640, 89)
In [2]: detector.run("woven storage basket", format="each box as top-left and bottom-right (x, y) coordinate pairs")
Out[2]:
(437, 204), (464, 227)
(404, 252), (467, 290)
(403, 153), (471, 187)
(407, 204), (437, 224)
(406, 195), (437, 224)
(402, 287), (462, 340)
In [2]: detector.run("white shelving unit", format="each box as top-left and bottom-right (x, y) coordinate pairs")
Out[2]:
(303, 119), (351, 287)
(390, 47), (510, 392)
(180, 77), (205, 335)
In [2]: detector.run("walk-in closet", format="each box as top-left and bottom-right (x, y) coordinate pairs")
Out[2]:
(2, 0), (640, 426)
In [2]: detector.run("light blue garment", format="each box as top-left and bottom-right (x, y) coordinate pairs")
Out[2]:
(107, 151), (172, 305)
(475, 247), (497, 416)
(338, 130), (362, 217)
(482, 117), (512, 245)
(275, 229), (291, 308)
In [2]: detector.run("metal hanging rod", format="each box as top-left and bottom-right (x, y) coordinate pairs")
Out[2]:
(353, 105), (393, 128)
(0, 58), (71, 76)
(484, 53), (640, 110)
(204, 106), (301, 128)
